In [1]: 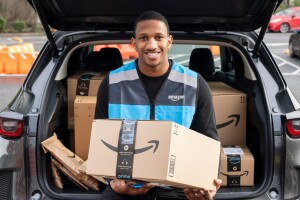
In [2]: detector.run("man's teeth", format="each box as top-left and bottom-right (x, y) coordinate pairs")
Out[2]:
(147, 52), (159, 55)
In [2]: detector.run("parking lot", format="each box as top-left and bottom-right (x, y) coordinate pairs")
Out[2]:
(0, 33), (300, 110)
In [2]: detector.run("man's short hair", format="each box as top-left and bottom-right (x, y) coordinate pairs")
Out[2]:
(133, 11), (170, 37)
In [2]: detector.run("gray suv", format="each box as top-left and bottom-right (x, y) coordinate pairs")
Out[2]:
(0, 0), (300, 199)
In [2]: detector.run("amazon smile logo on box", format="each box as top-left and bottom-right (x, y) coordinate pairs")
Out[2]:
(216, 114), (240, 129)
(101, 139), (159, 154)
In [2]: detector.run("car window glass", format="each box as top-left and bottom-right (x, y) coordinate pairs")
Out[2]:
(83, 44), (221, 71)
(294, 11), (300, 16)
(275, 8), (293, 16)
(169, 44), (220, 71)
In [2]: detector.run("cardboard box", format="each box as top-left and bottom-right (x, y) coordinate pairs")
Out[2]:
(67, 72), (106, 129)
(208, 82), (247, 145)
(86, 119), (221, 190)
(219, 145), (254, 186)
(74, 96), (97, 160)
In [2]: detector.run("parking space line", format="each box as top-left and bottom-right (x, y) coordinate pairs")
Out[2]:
(278, 62), (287, 67)
(169, 54), (185, 59)
(293, 68), (300, 74)
(177, 59), (190, 65)
(282, 73), (300, 75)
(272, 54), (300, 73)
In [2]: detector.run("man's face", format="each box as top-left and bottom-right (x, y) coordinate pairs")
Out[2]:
(131, 20), (173, 72)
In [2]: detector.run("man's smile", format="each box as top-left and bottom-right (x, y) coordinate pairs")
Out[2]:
(145, 52), (160, 59)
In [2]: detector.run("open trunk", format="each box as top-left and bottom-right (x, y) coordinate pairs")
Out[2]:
(32, 31), (281, 199)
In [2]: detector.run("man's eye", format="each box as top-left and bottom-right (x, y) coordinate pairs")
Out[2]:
(156, 36), (163, 40)
(139, 36), (147, 40)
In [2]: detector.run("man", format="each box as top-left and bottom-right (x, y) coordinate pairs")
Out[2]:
(95, 10), (222, 200)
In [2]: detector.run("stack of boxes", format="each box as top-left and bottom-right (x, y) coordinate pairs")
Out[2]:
(67, 71), (106, 160)
(67, 70), (254, 188)
(208, 82), (254, 186)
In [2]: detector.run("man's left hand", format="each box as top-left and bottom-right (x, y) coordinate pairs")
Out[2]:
(183, 179), (222, 200)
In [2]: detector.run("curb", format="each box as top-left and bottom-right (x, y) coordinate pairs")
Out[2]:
(12, 37), (23, 43)
(0, 32), (46, 37)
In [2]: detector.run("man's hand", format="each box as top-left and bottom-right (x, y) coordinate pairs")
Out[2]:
(183, 179), (222, 200)
(110, 179), (154, 196)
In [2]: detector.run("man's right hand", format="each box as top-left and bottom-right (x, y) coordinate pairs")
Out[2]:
(110, 179), (154, 196)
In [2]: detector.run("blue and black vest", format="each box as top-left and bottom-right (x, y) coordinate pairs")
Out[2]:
(108, 61), (198, 128)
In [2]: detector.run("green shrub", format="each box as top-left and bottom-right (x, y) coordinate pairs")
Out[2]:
(12, 20), (27, 32)
(295, 0), (300, 6)
(0, 17), (6, 31)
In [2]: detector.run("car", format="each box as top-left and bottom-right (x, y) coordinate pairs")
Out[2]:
(268, 6), (300, 33)
(1, 0), (300, 199)
(289, 29), (300, 57)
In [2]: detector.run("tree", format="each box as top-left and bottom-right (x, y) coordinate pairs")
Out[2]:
(0, 0), (36, 28)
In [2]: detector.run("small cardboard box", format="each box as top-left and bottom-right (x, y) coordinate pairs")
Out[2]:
(219, 145), (254, 186)
(208, 82), (247, 145)
(74, 96), (97, 160)
(86, 119), (221, 190)
(67, 72), (106, 129)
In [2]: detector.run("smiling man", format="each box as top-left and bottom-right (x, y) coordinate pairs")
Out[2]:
(95, 11), (221, 200)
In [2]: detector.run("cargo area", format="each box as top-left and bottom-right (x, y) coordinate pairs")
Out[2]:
(36, 37), (273, 199)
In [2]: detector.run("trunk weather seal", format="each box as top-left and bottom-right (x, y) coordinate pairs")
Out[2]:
(32, 0), (59, 58)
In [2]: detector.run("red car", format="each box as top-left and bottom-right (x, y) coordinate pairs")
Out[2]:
(268, 7), (300, 33)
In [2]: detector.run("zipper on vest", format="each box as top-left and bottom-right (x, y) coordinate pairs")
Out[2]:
(150, 99), (155, 120)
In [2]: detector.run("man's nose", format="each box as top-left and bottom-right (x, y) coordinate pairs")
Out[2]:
(146, 38), (158, 49)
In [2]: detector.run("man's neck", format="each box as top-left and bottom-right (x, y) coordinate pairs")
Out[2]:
(137, 60), (170, 77)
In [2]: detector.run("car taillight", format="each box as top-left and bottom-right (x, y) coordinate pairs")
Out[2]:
(0, 118), (23, 138)
(287, 119), (300, 137)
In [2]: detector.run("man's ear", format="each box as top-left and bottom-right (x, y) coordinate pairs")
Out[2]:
(131, 37), (137, 51)
(168, 35), (173, 50)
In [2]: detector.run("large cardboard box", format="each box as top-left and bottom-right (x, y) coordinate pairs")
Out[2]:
(86, 119), (221, 190)
(208, 82), (247, 145)
(74, 96), (97, 160)
(219, 145), (254, 186)
(67, 72), (106, 129)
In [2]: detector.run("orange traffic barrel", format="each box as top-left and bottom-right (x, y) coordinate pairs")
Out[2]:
(0, 53), (4, 73)
(119, 44), (138, 60)
(18, 52), (38, 74)
(6, 43), (35, 53)
(94, 45), (107, 51)
(0, 52), (19, 74)
(209, 45), (220, 56)
(0, 45), (8, 52)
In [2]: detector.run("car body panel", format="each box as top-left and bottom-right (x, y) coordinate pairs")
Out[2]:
(0, 1), (300, 200)
(28, 0), (282, 32)
(289, 30), (300, 57)
(0, 136), (26, 200)
(284, 110), (300, 199)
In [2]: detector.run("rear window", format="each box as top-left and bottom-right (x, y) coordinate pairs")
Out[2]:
(68, 43), (241, 85)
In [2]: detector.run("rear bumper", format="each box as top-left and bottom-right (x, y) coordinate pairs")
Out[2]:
(284, 134), (300, 199)
(0, 136), (26, 200)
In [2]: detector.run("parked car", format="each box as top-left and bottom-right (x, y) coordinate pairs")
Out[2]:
(289, 30), (300, 57)
(268, 6), (300, 33)
(1, 0), (300, 199)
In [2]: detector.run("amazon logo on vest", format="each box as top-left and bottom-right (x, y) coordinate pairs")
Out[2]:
(216, 114), (240, 129)
(168, 95), (185, 101)
(101, 139), (159, 154)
